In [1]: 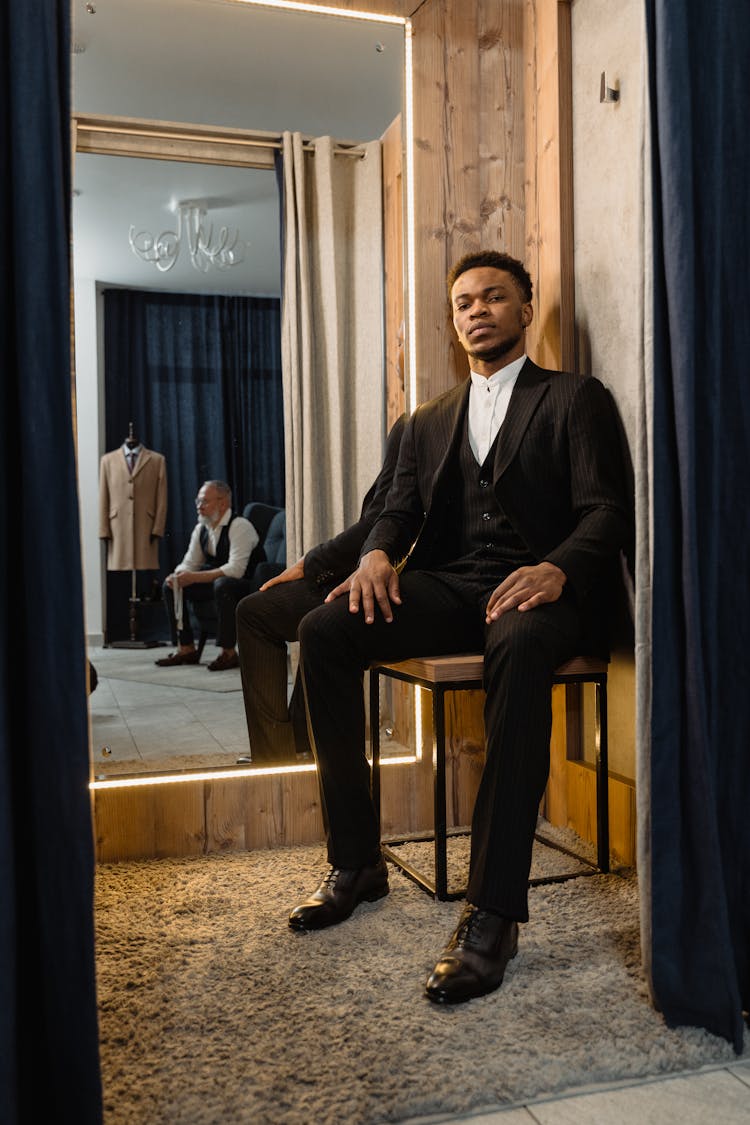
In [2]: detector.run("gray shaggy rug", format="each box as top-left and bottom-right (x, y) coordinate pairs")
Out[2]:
(95, 835), (746, 1124)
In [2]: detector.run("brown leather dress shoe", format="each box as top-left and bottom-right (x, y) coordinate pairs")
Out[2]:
(425, 904), (519, 1004)
(288, 858), (389, 931)
(207, 651), (240, 671)
(155, 650), (200, 667)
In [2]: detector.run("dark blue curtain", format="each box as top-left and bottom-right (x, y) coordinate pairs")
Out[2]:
(0, 1), (102, 1121)
(103, 289), (284, 577)
(647, 1), (750, 1052)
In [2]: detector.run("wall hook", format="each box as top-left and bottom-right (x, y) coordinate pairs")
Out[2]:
(600, 72), (620, 103)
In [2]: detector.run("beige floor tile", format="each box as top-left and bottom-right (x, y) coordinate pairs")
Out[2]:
(527, 1068), (750, 1125)
(729, 1060), (750, 1089)
(400, 1107), (534, 1125)
(90, 715), (139, 764)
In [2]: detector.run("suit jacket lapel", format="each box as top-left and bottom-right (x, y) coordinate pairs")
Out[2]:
(132, 448), (150, 478)
(492, 360), (550, 481)
(428, 381), (470, 494)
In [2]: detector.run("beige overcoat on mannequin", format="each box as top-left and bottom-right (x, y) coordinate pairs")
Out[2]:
(99, 446), (168, 570)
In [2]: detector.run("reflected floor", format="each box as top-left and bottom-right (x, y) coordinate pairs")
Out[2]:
(88, 644), (408, 779)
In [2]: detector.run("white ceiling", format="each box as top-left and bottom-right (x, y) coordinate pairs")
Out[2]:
(71, 0), (404, 296)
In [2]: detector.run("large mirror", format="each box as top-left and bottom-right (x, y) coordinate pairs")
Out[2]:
(72, 0), (409, 784)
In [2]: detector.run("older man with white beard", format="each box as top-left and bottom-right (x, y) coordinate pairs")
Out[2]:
(156, 479), (260, 671)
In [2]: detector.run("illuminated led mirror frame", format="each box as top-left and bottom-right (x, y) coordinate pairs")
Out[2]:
(90, 0), (418, 792)
(90, 747), (418, 790)
(224, 0), (417, 412)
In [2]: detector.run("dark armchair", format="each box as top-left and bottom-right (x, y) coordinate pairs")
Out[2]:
(249, 508), (286, 589)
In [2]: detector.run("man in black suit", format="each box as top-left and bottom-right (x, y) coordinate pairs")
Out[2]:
(289, 250), (631, 1005)
(235, 412), (406, 764)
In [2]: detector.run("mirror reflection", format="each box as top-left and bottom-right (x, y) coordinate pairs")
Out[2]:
(73, 0), (406, 781)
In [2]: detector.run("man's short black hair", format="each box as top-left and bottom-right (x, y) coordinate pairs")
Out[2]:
(447, 250), (533, 305)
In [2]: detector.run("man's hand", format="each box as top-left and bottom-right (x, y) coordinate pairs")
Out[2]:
(485, 562), (566, 622)
(320, 570), (355, 600)
(325, 550), (401, 624)
(166, 570), (199, 589)
(260, 558), (305, 592)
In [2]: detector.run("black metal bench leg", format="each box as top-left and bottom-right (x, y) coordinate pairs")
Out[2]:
(433, 685), (449, 900)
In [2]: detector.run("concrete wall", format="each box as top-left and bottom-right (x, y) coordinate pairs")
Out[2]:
(572, 0), (644, 778)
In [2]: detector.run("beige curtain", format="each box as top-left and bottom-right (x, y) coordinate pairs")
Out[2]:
(281, 132), (385, 563)
(635, 32), (654, 998)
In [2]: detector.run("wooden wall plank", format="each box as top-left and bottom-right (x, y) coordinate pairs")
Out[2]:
(540, 682), (568, 825)
(479, 0), (526, 257)
(95, 785), (207, 862)
(411, 0), (527, 404)
(444, 0), (482, 259)
(523, 0), (574, 370)
(94, 759), (443, 864)
(411, 0), (457, 403)
(382, 114), (406, 428)
(565, 762), (636, 868)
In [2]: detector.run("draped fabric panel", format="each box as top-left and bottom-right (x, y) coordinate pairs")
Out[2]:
(635, 13), (656, 1027)
(0, 1), (102, 1120)
(280, 133), (385, 562)
(644, 0), (750, 1052)
(103, 289), (284, 577)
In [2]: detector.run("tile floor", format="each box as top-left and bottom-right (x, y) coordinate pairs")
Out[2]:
(88, 642), (406, 776)
(402, 1061), (750, 1124)
(88, 645), (750, 1122)
(88, 643), (250, 776)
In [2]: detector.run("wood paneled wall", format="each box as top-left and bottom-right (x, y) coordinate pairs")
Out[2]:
(95, 755), (444, 863)
(382, 114), (406, 427)
(523, 0), (575, 370)
(411, 0), (526, 402)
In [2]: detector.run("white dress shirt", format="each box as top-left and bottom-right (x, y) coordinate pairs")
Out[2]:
(121, 443), (142, 474)
(467, 355), (527, 464)
(176, 509), (259, 579)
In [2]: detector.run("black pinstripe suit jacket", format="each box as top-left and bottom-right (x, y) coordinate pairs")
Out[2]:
(361, 360), (631, 639)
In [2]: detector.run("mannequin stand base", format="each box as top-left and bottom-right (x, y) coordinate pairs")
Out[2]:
(108, 596), (166, 649)
(109, 640), (164, 649)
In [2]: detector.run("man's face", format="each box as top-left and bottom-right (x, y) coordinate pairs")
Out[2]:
(195, 485), (225, 528)
(450, 267), (532, 371)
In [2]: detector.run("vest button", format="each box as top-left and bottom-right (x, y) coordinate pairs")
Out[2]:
(482, 512), (491, 521)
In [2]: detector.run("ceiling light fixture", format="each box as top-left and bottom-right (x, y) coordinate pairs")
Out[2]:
(128, 200), (246, 273)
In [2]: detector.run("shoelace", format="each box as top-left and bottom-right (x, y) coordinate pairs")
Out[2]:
(452, 908), (487, 950)
(320, 867), (342, 891)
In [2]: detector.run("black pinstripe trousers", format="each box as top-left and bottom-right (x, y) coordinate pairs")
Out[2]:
(236, 580), (322, 764)
(163, 574), (253, 650)
(298, 571), (583, 921)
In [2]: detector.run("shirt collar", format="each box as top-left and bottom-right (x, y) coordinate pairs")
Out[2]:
(469, 353), (527, 391)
